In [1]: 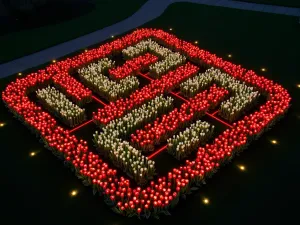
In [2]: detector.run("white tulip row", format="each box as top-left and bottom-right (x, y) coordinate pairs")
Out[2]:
(167, 120), (214, 160)
(180, 73), (214, 97)
(93, 134), (155, 185)
(149, 52), (186, 78)
(122, 39), (186, 78)
(103, 95), (173, 139)
(36, 86), (85, 127)
(93, 95), (173, 184)
(122, 39), (172, 59)
(212, 68), (260, 121)
(78, 58), (139, 101)
(180, 68), (260, 121)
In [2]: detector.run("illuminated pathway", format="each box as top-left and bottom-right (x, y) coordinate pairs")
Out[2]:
(0, 0), (299, 78)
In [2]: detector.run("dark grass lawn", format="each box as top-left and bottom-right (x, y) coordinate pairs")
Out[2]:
(1, 2), (300, 225)
(0, 0), (146, 64)
(235, 0), (300, 8)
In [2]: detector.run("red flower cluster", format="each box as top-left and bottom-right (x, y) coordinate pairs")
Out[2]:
(131, 85), (228, 152)
(2, 28), (291, 218)
(93, 62), (199, 125)
(109, 53), (158, 80)
(52, 72), (92, 106)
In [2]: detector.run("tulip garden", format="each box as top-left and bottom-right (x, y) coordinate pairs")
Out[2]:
(2, 28), (291, 219)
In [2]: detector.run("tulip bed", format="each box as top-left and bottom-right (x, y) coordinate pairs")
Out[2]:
(78, 58), (139, 101)
(122, 39), (186, 78)
(131, 85), (229, 152)
(93, 95), (173, 185)
(167, 120), (214, 160)
(36, 86), (86, 127)
(180, 68), (260, 122)
(2, 28), (291, 219)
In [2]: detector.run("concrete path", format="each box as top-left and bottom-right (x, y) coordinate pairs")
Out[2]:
(0, 0), (299, 78)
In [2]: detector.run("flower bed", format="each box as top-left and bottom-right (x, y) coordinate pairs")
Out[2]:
(2, 28), (291, 219)
(36, 86), (86, 127)
(180, 68), (260, 122)
(122, 39), (186, 78)
(109, 53), (158, 80)
(131, 85), (228, 152)
(78, 58), (139, 101)
(93, 62), (199, 126)
(52, 72), (92, 106)
(93, 95), (173, 185)
(167, 120), (214, 160)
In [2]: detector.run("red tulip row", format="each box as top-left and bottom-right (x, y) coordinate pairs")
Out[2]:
(109, 53), (158, 80)
(131, 85), (228, 152)
(52, 72), (92, 106)
(2, 29), (291, 219)
(93, 62), (199, 126)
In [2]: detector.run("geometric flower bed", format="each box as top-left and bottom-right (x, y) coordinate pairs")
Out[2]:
(2, 28), (291, 219)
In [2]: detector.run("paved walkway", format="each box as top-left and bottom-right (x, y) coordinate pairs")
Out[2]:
(0, 0), (299, 78)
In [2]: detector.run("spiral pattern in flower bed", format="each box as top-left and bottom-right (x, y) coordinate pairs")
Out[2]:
(2, 28), (291, 219)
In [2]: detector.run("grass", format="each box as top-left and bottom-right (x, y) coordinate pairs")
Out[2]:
(235, 0), (300, 8)
(0, 0), (146, 63)
(1, 2), (300, 225)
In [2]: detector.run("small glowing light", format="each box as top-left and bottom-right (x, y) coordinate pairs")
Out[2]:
(169, 28), (173, 31)
(296, 84), (300, 88)
(30, 152), (36, 157)
(85, 49), (88, 52)
(203, 198), (210, 204)
(52, 60), (56, 63)
(238, 165), (246, 171)
(70, 190), (78, 197)
(194, 41), (198, 44)
(261, 68), (266, 72)
(18, 72), (22, 76)
(0, 123), (5, 127)
(271, 139), (278, 145)
(111, 35), (114, 38)
(228, 54), (232, 58)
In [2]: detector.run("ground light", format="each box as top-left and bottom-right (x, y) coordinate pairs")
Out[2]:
(85, 49), (88, 52)
(194, 41), (198, 44)
(111, 35), (114, 38)
(238, 165), (246, 171)
(18, 72), (22, 76)
(52, 60), (56, 63)
(270, 139), (278, 145)
(261, 68), (266, 72)
(70, 190), (78, 197)
(228, 54), (232, 58)
(30, 152), (37, 157)
(0, 123), (5, 127)
(203, 198), (210, 205)
(169, 28), (173, 31)
(297, 84), (300, 88)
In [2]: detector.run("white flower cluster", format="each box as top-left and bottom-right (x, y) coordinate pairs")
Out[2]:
(122, 39), (186, 78)
(167, 120), (214, 160)
(149, 52), (186, 78)
(36, 86), (85, 127)
(104, 95), (173, 139)
(180, 68), (260, 122)
(122, 40), (150, 59)
(180, 72), (214, 97)
(212, 68), (260, 122)
(93, 95), (173, 184)
(93, 135), (155, 185)
(78, 58), (139, 101)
